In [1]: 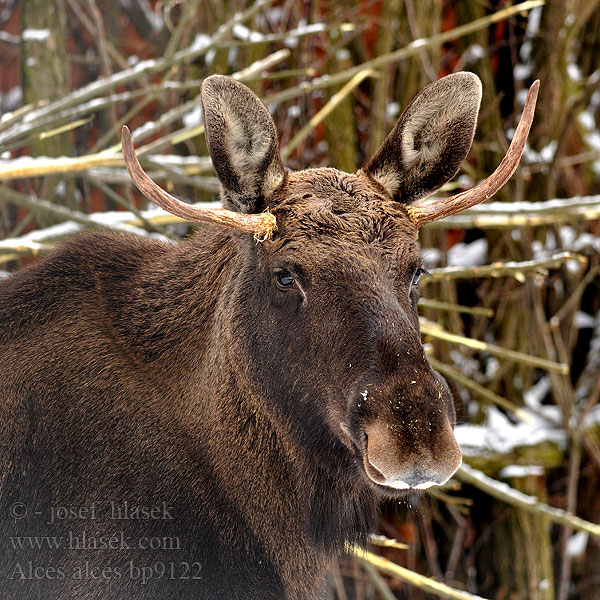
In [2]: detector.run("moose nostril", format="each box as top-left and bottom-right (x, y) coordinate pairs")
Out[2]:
(363, 422), (399, 482)
(362, 435), (388, 485)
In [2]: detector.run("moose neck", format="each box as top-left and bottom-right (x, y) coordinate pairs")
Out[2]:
(103, 228), (236, 382)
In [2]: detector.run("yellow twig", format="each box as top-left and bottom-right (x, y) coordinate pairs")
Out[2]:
(350, 547), (489, 600)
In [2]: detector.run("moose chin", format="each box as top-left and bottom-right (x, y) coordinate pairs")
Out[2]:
(0, 72), (538, 599)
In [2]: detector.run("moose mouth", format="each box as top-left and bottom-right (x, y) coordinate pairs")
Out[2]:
(361, 441), (442, 491)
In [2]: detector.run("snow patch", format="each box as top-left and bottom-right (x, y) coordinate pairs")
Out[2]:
(284, 23), (326, 48)
(455, 406), (566, 457)
(524, 377), (550, 409)
(232, 23), (265, 42)
(500, 465), (545, 478)
(0, 86), (23, 112)
(421, 248), (441, 270)
(336, 49), (351, 61)
(523, 140), (557, 165)
(182, 106), (203, 129)
(463, 44), (485, 64)
(408, 38), (426, 49)
(514, 64), (531, 82)
(527, 6), (543, 36)
(22, 28), (51, 42)
(386, 102), (400, 120)
(447, 238), (488, 267)
(574, 312), (595, 329)
(567, 62), (582, 82)
(566, 531), (588, 558)
(578, 110), (595, 130)
(191, 33), (211, 52)
(287, 105), (301, 119)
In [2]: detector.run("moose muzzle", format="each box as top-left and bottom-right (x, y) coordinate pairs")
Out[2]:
(363, 416), (461, 490)
(356, 370), (462, 491)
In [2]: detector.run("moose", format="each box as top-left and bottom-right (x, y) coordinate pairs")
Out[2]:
(0, 72), (538, 599)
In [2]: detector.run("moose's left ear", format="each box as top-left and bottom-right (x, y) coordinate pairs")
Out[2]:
(364, 72), (482, 204)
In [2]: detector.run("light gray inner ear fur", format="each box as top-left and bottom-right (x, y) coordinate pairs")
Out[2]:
(201, 75), (285, 213)
(400, 73), (481, 170)
(366, 72), (482, 203)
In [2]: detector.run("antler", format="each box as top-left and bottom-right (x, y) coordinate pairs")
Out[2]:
(120, 126), (277, 241)
(407, 80), (540, 228)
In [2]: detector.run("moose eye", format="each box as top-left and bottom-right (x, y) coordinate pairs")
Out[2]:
(412, 269), (424, 286)
(274, 270), (295, 289)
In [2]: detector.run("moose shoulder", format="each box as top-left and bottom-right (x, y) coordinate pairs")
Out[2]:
(0, 73), (538, 599)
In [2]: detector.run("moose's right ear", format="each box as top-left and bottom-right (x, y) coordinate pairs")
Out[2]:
(201, 75), (286, 213)
(364, 72), (482, 205)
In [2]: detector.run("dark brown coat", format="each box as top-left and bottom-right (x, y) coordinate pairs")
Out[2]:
(0, 73), (482, 599)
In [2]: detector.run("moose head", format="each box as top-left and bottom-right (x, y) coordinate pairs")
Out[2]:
(121, 73), (538, 494)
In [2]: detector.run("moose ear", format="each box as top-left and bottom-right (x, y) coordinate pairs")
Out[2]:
(364, 72), (482, 204)
(200, 75), (286, 213)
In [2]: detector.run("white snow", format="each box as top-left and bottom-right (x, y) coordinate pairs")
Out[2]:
(284, 23), (326, 48)
(22, 28), (51, 42)
(574, 312), (596, 329)
(586, 131), (600, 152)
(137, 0), (163, 32)
(463, 44), (485, 64)
(484, 357), (500, 379)
(408, 38), (426, 49)
(523, 140), (557, 165)
(567, 62), (582, 82)
(524, 377), (550, 409)
(499, 465), (545, 478)
(514, 64), (532, 82)
(130, 120), (156, 138)
(578, 110), (595, 130)
(191, 33), (210, 52)
(264, 7), (283, 26)
(205, 48), (216, 67)
(336, 49), (351, 61)
(527, 6), (543, 36)
(518, 41), (532, 64)
(0, 200), (224, 251)
(455, 406), (566, 457)
(421, 247), (441, 270)
(447, 238), (488, 267)
(532, 225), (600, 258)
(182, 106), (203, 129)
(386, 102), (400, 120)
(287, 105), (301, 119)
(0, 86), (22, 112)
(232, 23), (265, 42)
(460, 464), (539, 506)
(566, 531), (589, 558)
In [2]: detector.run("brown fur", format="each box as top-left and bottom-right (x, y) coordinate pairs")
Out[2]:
(0, 73), (482, 599)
